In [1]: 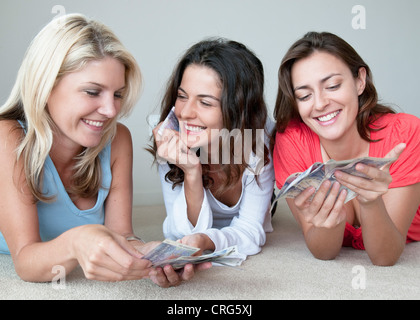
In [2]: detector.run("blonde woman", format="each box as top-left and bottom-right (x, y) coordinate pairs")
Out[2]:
(0, 14), (209, 286)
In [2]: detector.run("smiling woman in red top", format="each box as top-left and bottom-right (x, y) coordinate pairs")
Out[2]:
(272, 32), (420, 266)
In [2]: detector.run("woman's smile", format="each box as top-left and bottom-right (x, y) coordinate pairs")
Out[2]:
(315, 110), (342, 125)
(184, 123), (207, 134)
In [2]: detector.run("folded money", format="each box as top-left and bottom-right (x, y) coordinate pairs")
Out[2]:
(157, 106), (179, 136)
(272, 156), (397, 207)
(142, 239), (199, 264)
(142, 239), (245, 270)
(153, 245), (244, 270)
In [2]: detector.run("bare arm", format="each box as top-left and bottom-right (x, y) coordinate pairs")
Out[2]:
(287, 180), (347, 260)
(104, 123), (135, 236)
(0, 121), (150, 282)
(153, 124), (203, 226)
(335, 143), (419, 265)
(357, 184), (420, 265)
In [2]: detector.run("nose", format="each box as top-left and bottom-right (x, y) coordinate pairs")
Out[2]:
(179, 99), (196, 119)
(98, 95), (119, 119)
(313, 91), (329, 111)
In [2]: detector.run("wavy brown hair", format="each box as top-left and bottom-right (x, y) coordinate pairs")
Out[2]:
(149, 38), (270, 195)
(273, 31), (395, 143)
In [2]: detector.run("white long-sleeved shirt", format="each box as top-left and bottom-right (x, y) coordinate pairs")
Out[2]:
(159, 149), (275, 257)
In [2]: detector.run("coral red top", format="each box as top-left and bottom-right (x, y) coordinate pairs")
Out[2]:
(273, 113), (420, 249)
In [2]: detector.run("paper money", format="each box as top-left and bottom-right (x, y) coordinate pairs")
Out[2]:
(142, 239), (199, 264)
(142, 239), (245, 270)
(157, 106), (179, 136)
(153, 245), (244, 270)
(272, 156), (397, 206)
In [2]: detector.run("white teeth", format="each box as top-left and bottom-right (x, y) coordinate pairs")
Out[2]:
(317, 111), (340, 122)
(83, 119), (104, 127)
(185, 124), (205, 132)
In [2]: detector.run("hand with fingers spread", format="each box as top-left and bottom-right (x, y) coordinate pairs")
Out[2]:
(294, 180), (347, 229)
(288, 180), (349, 260)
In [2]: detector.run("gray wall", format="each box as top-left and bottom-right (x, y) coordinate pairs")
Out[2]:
(1, 0), (419, 206)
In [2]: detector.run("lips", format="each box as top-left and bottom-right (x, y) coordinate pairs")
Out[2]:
(184, 123), (206, 133)
(316, 110), (341, 122)
(82, 119), (105, 128)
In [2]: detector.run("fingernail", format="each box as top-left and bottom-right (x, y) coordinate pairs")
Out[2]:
(356, 163), (365, 171)
(306, 186), (316, 194)
(323, 180), (331, 187)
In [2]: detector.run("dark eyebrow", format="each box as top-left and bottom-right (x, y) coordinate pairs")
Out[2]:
(178, 87), (220, 101)
(293, 73), (342, 92)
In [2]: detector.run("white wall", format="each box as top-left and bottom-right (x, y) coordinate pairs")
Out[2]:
(1, 0), (419, 206)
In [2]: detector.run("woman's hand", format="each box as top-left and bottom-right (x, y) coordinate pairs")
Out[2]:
(148, 262), (212, 288)
(153, 122), (204, 226)
(135, 238), (212, 288)
(153, 123), (200, 173)
(130, 240), (161, 255)
(179, 233), (215, 255)
(293, 180), (348, 229)
(335, 143), (406, 205)
(288, 180), (348, 260)
(71, 225), (152, 281)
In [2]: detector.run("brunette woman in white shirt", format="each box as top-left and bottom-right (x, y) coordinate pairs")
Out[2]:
(150, 38), (275, 257)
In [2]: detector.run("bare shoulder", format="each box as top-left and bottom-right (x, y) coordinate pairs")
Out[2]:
(0, 120), (23, 157)
(0, 119), (34, 204)
(110, 123), (133, 163)
(111, 123), (133, 149)
(0, 119), (23, 136)
(115, 122), (132, 139)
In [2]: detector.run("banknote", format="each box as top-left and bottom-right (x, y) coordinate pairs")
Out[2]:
(157, 106), (179, 136)
(142, 239), (199, 264)
(153, 245), (244, 270)
(272, 156), (397, 206)
(142, 239), (245, 270)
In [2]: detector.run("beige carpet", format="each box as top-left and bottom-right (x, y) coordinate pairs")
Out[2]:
(0, 199), (419, 300)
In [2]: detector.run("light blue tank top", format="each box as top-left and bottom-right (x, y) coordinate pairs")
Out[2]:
(0, 135), (111, 254)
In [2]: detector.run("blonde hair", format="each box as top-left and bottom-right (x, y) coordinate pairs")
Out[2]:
(0, 13), (142, 202)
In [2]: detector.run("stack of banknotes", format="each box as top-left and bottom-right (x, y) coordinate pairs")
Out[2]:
(272, 156), (397, 207)
(142, 239), (245, 270)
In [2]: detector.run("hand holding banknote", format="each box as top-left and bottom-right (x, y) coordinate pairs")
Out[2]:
(142, 239), (245, 288)
(142, 239), (245, 270)
(334, 143), (406, 204)
(272, 152), (401, 207)
(153, 106), (200, 168)
(140, 239), (212, 288)
(276, 143), (405, 230)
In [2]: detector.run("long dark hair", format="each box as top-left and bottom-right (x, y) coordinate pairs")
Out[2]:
(273, 31), (394, 140)
(149, 38), (269, 194)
